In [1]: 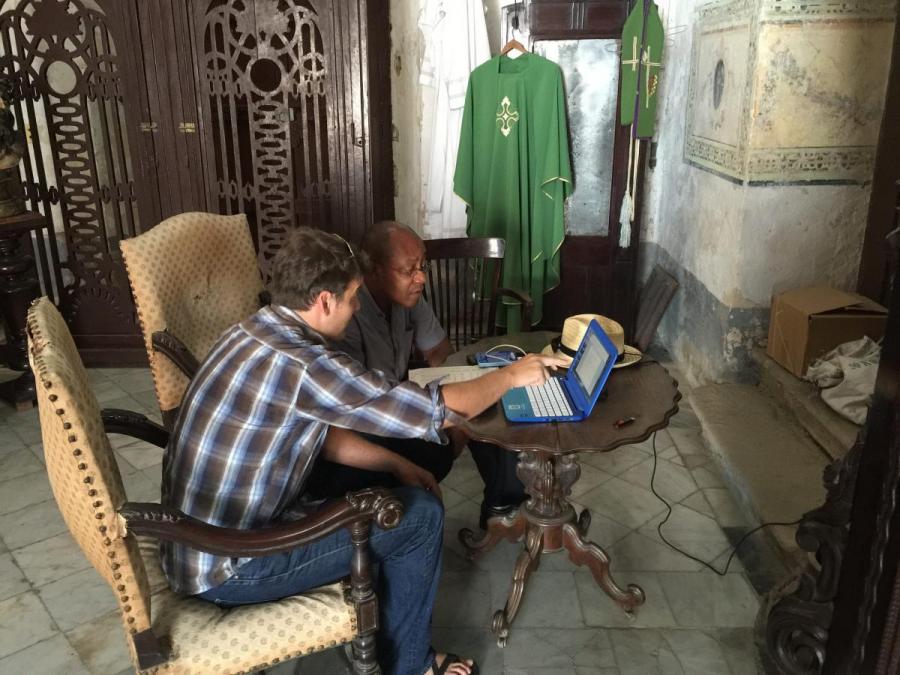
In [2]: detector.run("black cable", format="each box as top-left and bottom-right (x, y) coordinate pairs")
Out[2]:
(648, 431), (802, 576)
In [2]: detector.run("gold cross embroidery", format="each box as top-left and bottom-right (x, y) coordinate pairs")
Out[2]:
(642, 46), (662, 109)
(496, 96), (519, 137)
(623, 35), (640, 72)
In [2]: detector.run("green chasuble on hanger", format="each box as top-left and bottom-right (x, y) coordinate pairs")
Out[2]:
(453, 52), (572, 330)
(620, 0), (664, 138)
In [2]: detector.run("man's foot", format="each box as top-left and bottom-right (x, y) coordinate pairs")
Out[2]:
(479, 502), (517, 530)
(426, 652), (478, 675)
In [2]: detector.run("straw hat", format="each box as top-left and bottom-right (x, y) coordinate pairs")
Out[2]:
(541, 313), (642, 368)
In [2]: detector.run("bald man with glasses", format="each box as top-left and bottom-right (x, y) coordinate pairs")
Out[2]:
(310, 221), (528, 532)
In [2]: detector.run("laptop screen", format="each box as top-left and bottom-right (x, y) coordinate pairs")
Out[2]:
(574, 331), (610, 398)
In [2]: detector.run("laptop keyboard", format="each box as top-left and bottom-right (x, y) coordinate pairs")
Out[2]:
(526, 378), (574, 418)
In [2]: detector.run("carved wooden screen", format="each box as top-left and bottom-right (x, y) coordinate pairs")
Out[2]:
(0, 0), (145, 362)
(0, 0), (392, 364)
(190, 0), (383, 277)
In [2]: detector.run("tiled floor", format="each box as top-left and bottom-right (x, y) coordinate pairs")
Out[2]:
(0, 364), (769, 674)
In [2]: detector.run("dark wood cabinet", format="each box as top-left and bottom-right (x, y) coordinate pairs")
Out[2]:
(530, 0), (628, 39)
(0, 0), (393, 364)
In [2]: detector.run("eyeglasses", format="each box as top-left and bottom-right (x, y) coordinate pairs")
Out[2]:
(334, 233), (355, 259)
(391, 261), (428, 278)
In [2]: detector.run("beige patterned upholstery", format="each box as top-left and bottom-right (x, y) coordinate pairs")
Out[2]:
(27, 298), (359, 674)
(120, 212), (264, 416)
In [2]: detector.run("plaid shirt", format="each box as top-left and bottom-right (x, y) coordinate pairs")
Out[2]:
(161, 305), (455, 595)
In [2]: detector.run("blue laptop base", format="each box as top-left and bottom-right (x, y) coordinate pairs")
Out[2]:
(500, 378), (584, 422)
(501, 319), (619, 423)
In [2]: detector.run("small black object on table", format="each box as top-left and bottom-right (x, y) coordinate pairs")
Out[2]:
(446, 332), (682, 647)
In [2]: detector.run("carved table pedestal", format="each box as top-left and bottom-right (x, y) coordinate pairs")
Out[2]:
(448, 333), (682, 646)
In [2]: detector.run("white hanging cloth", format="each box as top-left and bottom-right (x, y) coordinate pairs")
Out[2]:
(419, 0), (491, 239)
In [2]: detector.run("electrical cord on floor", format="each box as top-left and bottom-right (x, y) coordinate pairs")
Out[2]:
(649, 431), (802, 576)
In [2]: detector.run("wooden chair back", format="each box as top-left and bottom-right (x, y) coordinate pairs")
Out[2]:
(423, 237), (508, 351)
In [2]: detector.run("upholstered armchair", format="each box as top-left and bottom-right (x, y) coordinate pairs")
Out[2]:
(27, 297), (402, 674)
(120, 212), (265, 428)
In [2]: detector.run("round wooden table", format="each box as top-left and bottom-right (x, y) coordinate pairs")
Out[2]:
(446, 332), (681, 646)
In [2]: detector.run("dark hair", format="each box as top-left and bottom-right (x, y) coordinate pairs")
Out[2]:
(267, 227), (364, 310)
(360, 220), (420, 272)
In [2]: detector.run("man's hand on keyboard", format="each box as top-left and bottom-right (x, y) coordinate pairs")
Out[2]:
(506, 354), (568, 388)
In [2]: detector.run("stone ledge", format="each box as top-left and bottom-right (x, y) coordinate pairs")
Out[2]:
(754, 348), (859, 461)
(690, 383), (831, 568)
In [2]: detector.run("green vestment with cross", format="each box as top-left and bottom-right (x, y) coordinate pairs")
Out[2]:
(454, 52), (572, 330)
(620, 0), (664, 138)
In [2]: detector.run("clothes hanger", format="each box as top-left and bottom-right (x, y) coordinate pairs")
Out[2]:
(500, 0), (527, 57)
(500, 38), (527, 56)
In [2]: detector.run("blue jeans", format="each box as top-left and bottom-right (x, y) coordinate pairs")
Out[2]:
(197, 487), (443, 675)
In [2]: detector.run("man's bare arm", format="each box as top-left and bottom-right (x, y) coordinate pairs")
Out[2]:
(422, 336), (452, 366)
(321, 427), (441, 497)
(441, 354), (567, 421)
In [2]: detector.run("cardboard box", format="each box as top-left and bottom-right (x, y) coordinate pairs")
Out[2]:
(767, 286), (887, 378)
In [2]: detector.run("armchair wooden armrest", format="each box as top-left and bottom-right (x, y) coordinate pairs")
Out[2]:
(101, 408), (169, 448)
(118, 487), (404, 557)
(119, 486), (403, 663)
(151, 329), (200, 379)
(496, 287), (534, 330)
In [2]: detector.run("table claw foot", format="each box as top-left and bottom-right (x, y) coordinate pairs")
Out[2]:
(492, 528), (543, 645)
(492, 609), (510, 648)
(577, 508), (591, 537)
(458, 510), (526, 561)
(562, 523), (646, 613)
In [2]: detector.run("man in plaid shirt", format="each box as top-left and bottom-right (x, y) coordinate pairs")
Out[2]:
(161, 227), (563, 675)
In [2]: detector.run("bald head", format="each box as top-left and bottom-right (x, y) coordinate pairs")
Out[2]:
(360, 220), (423, 270)
(361, 220), (427, 309)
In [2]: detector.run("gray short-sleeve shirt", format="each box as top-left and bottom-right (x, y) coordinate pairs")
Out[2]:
(335, 285), (446, 384)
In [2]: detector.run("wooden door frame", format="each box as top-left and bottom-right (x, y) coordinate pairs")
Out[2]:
(825, 11), (900, 670)
(527, 0), (642, 334)
(856, 6), (900, 305)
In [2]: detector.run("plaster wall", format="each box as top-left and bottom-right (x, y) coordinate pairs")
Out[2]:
(643, 0), (895, 383)
(389, 0), (425, 233)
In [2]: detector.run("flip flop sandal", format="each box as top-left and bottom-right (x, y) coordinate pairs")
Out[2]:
(431, 652), (480, 675)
